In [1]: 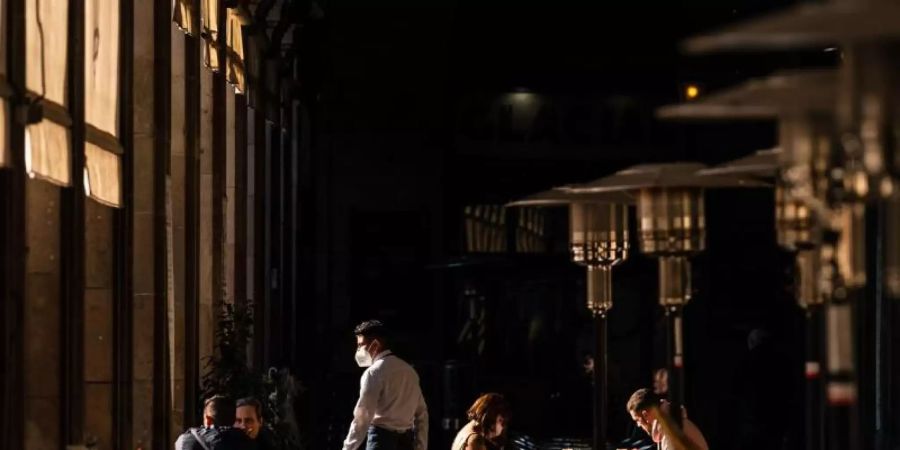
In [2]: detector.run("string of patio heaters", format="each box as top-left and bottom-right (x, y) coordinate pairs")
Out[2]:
(508, 1), (900, 450)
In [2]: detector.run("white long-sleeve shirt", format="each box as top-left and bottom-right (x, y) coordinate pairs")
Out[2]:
(342, 350), (429, 450)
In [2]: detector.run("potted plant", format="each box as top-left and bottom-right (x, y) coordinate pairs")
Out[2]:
(200, 301), (305, 450)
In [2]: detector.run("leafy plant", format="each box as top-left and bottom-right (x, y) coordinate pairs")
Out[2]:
(200, 301), (305, 450)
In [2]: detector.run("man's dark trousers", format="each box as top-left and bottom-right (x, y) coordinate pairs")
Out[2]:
(366, 426), (414, 450)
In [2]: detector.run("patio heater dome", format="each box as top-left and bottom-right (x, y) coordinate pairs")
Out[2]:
(569, 162), (766, 306)
(507, 188), (633, 314)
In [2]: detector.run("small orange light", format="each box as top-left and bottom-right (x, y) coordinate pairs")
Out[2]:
(685, 85), (700, 100)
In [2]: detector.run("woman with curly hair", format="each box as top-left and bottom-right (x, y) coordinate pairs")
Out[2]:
(451, 393), (511, 450)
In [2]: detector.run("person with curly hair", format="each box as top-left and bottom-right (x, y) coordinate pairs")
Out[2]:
(451, 393), (511, 450)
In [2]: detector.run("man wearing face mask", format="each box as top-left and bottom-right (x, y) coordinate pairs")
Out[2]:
(343, 320), (429, 450)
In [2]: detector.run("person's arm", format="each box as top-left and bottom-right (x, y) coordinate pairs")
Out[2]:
(342, 370), (380, 450)
(682, 419), (709, 450)
(413, 387), (429, 450)
(650, 406), (705, 450)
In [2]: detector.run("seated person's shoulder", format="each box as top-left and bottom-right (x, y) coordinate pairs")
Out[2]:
(208, 426), (257, 450)
(175, 427), (202, 449)
(226, 427), (258, 450)
(464, 433), (489, 450)
(257, 427), (281, 449)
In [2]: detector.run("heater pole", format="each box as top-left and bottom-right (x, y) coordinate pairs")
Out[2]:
(887, 196), (900, 450)
(665, 306), (685, 428)
(823, 218), (861, 450)
(805, 306), (826, 450)
(593, 310), (608, 450)
(825, 293), (860, 450)
(658, 255), (690, 428)
(587, 265), (614, 450)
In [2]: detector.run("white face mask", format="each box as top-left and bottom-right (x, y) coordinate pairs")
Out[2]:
(355, 343), (374, 367)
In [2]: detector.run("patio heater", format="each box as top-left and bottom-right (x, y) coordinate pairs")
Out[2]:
(659, 70), (837, 450)
(700, 150), (825, 306)
(890, 194), (900, 298)
(702, 149), (834, 450)
(507, 188), (633, 450)
(656, 69), (834, 212)
(683, 3), (900, 448)
(568, 163), (764, 428)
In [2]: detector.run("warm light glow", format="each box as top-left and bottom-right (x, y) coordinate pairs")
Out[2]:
(24, 128), (34, 178)
(83, 167), (91, 196)
(881, 178), (895, 197)
(685, 84), (700, 100)
(509, 92), (535, 104)
(0, 102), (8, 168)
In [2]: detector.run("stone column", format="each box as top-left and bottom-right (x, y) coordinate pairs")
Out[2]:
(23, 181), (61, 450)
(83, 200), (114, 450)
(225, 90), (236, 306)
(198, 63), (215, 380)
(168, 21), (187, 442)
(132, 0), (158, 446)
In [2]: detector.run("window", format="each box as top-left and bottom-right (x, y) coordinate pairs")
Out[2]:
(201, 0), (219, 71)
(173, 0), (196, 35)
(25, 0), (71, 185)
(464, 205), (508, 253)
(180, 1), (247, 92)
(515, 207), (548, 253)
(84, 0), (122, 207)
(226, 8), (246, 93)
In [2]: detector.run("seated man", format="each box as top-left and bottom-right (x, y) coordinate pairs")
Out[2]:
(235, 397), (281, 450)
(625, 389), (708, 450)
(175, 395), (257, 450)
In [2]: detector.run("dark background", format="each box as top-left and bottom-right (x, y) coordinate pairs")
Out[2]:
(286, 0), (838, 448)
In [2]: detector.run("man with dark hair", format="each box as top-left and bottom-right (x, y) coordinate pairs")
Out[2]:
(624, 388), (708, 450)
(175, 395), (256, 450)
(354, 320), (388, 345)
(343, 320), (429, 450)
(626, 388), (661, 419)
(235, 397), (264, 440)
(235, 397), (280, 450)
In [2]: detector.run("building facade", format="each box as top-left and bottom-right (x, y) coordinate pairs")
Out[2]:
(0, 0), (322, 449)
